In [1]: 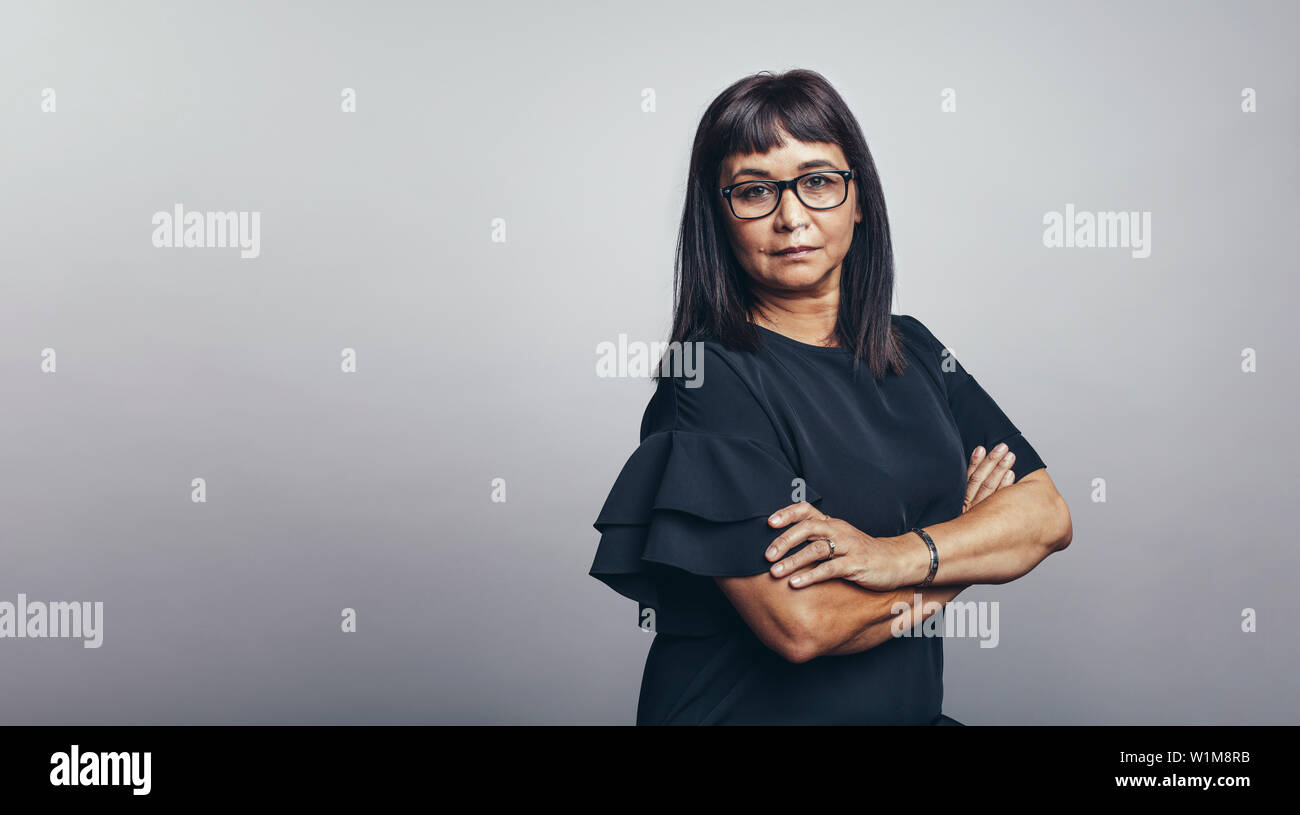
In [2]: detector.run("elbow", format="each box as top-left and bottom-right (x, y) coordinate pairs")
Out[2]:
(747, 610), (820, 664)
(775, 635), (820, 665)
(772, 605), (830, 664)
(1051, 494), (1073, 552)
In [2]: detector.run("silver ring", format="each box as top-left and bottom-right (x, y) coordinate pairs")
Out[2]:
(826, 538), (836, 557)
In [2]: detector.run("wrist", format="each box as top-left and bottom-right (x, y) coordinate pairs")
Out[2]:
(894, 531), (933, 589)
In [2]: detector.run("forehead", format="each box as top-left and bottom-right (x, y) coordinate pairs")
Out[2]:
(720, 139), (848, 178)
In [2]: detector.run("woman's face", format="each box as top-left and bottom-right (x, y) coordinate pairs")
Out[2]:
(718, 136), (861, 296)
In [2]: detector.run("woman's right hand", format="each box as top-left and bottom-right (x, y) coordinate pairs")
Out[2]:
(963, 443), (1016, 513)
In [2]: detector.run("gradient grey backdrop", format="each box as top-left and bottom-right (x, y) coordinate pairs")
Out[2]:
(1, 0), (1296, 724)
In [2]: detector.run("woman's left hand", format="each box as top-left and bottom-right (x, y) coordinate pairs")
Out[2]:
(764, 502), (918, 592)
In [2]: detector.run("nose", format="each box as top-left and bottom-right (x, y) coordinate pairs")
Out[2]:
(773, 184), (809, 231)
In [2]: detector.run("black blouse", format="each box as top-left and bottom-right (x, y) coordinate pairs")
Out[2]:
(589, 314), (1047, 724)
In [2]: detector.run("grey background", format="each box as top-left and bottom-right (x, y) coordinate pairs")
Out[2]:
(0, 0), (1295, 724)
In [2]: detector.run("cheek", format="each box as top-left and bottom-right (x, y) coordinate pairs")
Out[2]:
(733, 226), (765, 258)
(824, 217), (856, 255)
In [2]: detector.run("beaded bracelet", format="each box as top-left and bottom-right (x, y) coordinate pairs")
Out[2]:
(910, 526), (939, 587)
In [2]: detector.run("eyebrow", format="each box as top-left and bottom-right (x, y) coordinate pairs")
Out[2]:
(730, 159), (838, 183)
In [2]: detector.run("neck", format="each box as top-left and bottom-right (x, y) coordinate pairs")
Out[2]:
(749, 292), (840, 348)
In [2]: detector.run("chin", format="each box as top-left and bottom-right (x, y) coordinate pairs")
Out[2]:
(762, 265), (830, 289)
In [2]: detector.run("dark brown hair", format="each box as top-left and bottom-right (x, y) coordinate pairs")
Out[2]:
(663, 68), (908, 380)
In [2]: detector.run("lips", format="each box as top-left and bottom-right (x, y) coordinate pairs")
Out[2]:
(776, 245), (817, 255)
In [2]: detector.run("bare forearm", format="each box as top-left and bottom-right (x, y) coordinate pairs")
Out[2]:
(821, 583), (970, 656)
(724, 475), (1071, 663)
(894, 479), (1071, 587)
(805, 478), (1067, 657)
(723, 571), (967, 664)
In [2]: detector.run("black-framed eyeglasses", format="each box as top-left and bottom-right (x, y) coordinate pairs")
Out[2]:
(719, 168), (855, 220)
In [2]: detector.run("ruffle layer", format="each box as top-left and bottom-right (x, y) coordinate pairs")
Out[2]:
(590, 430), (822, 636)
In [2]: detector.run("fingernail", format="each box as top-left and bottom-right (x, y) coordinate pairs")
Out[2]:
(767, 547), (777, 559)
(769, 513), (782, 524)
(773, 563), (783, 574)
(995, 443), (1007, 454)
(974, 447), (984, 456)
(1005, 452), (1015, 463)
(791, 576), (802, 585)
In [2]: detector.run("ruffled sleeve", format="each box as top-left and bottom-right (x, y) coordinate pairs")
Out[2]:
(897, 314), (1047, 479)
(589, 346), (824, 636)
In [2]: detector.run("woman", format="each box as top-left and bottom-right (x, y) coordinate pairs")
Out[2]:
(589, 69), (1073, 725)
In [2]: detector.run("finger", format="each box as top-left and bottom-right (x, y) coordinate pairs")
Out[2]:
(966, 444), (1009, 500)
(965, 452), (994, 509)
(788, 557), (844, 589)
(766, 518), (834, 562)
(965, 446), (1001, 513)
(971, 449), (1015, 505)
(967, 443), (1005, 491)
(987, 451), (1015, 494)
(767, 501), (822, 529)
(770, 536), (835, 577)
(967, 460), (1013, 517)
(966, 446), (986, 481)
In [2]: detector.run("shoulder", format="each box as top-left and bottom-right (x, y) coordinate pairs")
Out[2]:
(891, 313), (963, 396)
(894, 313), (963, 374)
(638, 338), (782, 446)
(892, 313), (941, 354)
